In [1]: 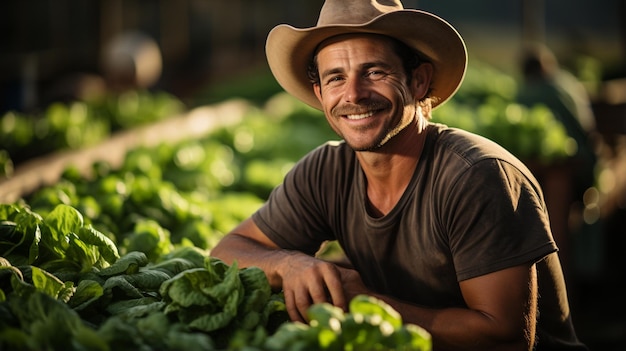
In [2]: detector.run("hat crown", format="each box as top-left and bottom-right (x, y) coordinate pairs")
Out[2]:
(317, 0), (404, 26)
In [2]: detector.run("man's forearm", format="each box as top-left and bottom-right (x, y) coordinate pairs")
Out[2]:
(365, 292), (529, 351)
(210, 233), (287, 290)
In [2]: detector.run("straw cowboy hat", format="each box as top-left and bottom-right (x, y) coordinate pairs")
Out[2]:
(265, 0), (467, 110)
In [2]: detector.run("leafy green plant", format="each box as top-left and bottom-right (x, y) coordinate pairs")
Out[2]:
(0, 203), (289, 350)
(264, 295), (431, 351)
(1, 201), (432, 350)
(0, 90), (184, 171)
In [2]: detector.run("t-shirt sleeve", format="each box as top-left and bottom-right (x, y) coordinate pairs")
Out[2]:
(441, 158), (558, 281)
(252, 146), (336, 256)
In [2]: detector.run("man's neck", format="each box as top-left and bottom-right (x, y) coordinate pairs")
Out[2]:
(357, 119), (428, 216)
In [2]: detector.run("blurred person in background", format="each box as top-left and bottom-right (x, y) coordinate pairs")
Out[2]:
(517, 43), (599, 206)
(42, 31), (163, 106)
(212, 0), (589, 349)
(517, 43), (603, 280)
(100, 31), (163, 93)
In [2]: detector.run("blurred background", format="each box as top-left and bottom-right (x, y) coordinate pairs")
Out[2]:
(1, 0), (623, 112)
(1, 0), (625, 349)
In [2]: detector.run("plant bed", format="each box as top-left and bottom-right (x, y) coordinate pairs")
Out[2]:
(0, 99), (249, 204)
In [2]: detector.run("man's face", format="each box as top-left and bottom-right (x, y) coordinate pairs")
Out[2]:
(313, 34), (419, 151)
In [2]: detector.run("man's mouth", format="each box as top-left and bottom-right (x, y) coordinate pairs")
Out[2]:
(345, 111), (375, 120)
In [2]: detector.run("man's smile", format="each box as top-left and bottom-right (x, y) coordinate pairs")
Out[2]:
(345, 111), (375, 120)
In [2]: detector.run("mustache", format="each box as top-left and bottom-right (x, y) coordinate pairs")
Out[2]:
(331, 100), (390, 117)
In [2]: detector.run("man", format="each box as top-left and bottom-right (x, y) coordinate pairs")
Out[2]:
(211, 0), (588, 350)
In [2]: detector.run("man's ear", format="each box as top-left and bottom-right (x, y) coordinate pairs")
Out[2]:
(411, 63), (433, 100)
(313, 83), (323, 102)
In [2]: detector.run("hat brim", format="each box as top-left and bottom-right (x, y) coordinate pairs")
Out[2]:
(266, 10), (467, 110)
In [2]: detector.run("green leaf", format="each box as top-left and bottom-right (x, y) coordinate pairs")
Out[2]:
(148, 257), (198, 277)
(42, 204), (84, 257)
(340, 313), (383, 350)
(238, 266), (271, 315)
(165, 326), (215, 351)
(28, 223), (41, 264)
(398, 323), (433, 351)
(96, 315), (145, 349)
(14, 206), (44, 235)
(135, 310), (171, 343)
(45, 204), (84, 238)
(263, 322), (317, 350)
(57, 281), (76, 303)
(188, 286), (241, 332)
(0, 327), (31, 350)
(307, 303), (345, 328)
(237, 310), (262, 331)
(9, 269), (34, 297)
(0, 221), (23, 257)
(0, 204), (21, 221)
(160, 246), (207, 269)
(38, 258), (81, 282)
(67, 232), (100, 272)
(202, 259), (243, 306)
(30, 266), (68, 299)
(160, 268), (215, 308)
(349, 294), (402, 329)
(0, 257), (23, 282)
(383, 324), (432, 351)
(317, 328), (341, 350)
(69, 279), (104, 310)
(126, 269), (172, 291)
(7, 289), (94, 350)
(263, 293), (289, 333)
(70, 326), (110, 351)
(205, 255), (230, 276)
(102, 275), (144, 299)
(105, 297), (163, 317)
(124, 219), (173, 261)
(78, 225), (120, 265)
(160, 259), (249, 335)
(0, 206), (43, 264)
(98, 251), (148, 277)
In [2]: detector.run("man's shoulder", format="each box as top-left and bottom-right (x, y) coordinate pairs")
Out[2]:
(426, 122), (536, 181)
(428, 122), (523, 166)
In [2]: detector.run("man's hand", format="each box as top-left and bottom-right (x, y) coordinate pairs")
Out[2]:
(211, 219), (353, 323)
(335, 265), (371, 301)
(279, 252), (348, 322)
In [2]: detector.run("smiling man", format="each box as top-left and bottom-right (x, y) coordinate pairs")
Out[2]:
(210, 1), (589, 350)
(314, 34), (424, 152)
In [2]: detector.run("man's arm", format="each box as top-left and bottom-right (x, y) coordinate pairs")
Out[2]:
(210, 217), (348, 322)
(338, 263), (538, 351)
(212, 218), (537, 350)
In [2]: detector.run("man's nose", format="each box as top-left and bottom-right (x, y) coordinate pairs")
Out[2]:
(344, 76), (370, 103)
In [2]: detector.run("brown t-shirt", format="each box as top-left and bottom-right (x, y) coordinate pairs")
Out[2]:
(253, 122), (587, 350)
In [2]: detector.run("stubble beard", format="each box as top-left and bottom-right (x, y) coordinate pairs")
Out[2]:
(352, 106), (416, 152)
(330, 99), (406, 152)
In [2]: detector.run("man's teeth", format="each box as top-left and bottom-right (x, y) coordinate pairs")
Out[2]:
(346, 111), (374, 120)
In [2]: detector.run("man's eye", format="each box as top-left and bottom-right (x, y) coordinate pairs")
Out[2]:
(366, 71), (386, 79)
(326, 76), (344, 84)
